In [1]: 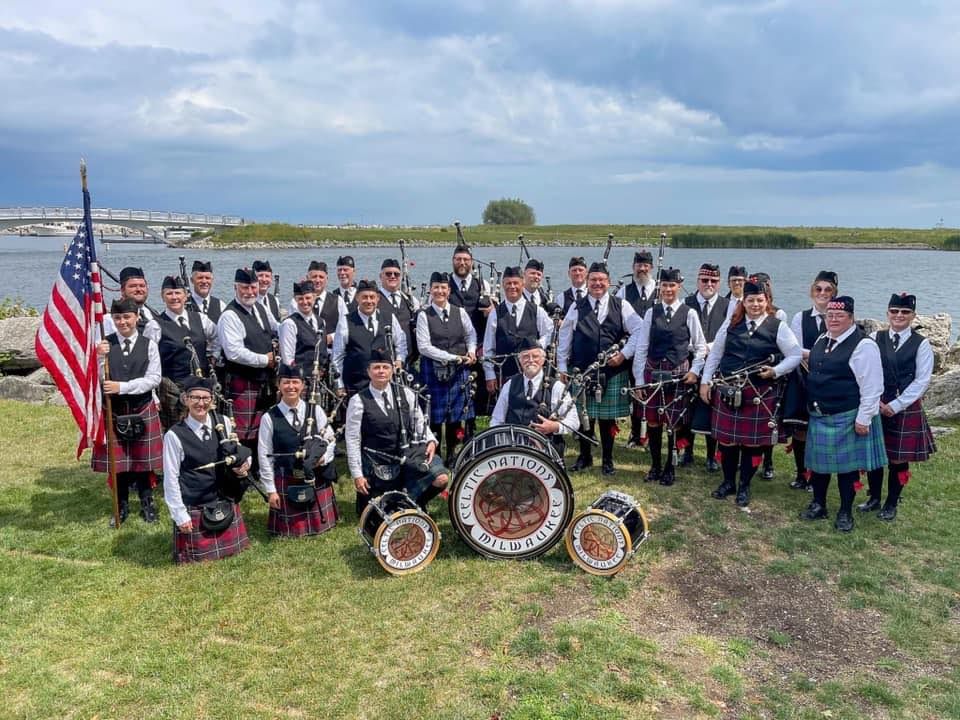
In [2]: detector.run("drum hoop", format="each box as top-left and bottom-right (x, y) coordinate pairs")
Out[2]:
(564, 503), (650, 576)
(372, 509), (440, 576)
(453, 425), (561, 477)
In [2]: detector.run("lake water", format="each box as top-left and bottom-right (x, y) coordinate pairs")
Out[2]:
(4, 235), (956, 338)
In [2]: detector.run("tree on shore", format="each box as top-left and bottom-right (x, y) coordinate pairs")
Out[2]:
(482, 198), (536, 225)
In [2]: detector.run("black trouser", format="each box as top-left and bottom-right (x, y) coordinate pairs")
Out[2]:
(116, 471), (153, 505)
(866, 462), (908, 508)
(791, 437), (808, 480)
(810, 471), (858, 514)
(648, 425), (673, 472)
(430, 422), (463, 462)
(578, 419), (615, 463)
(719, 445), (763, 489)
(683, 429), (716, 463)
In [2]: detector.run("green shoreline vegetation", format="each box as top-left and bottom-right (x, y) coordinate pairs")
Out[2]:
(1, 400), (958, 718)
(195, 222), (960, 249)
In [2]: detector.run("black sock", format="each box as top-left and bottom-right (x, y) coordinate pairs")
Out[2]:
(630, 412), (641, 440)
(763, 445), (773, 470)
(418, 483), (443, 508)
(599, 420), (615, 463)
(887, 463), (908, 507)
(866, 467), (884, 501)
(706, 436), (717, 463)
(116, 472), (132, 504)
(663, 429), (676, 471)
(649, 425), (663, 470)
(838, 471), (858, 514)
(811, 472), (830, 508)
(681, 428), (695, 456)
(720, 445), (740, 485)
(792, 439), (807, 479)
(579, 419), (595, 459)
(133, 472), (153, 502)
(444, 422), (461, 458)
(739, 447), (762, 487)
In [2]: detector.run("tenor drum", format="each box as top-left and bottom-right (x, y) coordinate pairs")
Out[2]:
(564, 490), (649, 576)
(358, 491), (440, 575)
(449, 425), (574, 560)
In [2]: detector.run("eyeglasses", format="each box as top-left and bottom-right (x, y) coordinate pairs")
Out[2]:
(888, 309), (914, 316)
(186, 394), (213, 403)
(729, 277), (745, 283)
(813, 285), (834, 294)
(382, 271), (400, 278)
(825, 313), (849, 320)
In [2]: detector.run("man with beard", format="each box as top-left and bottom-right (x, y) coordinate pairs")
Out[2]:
(448, 244), (492, 433)
(253, 260), (281, 325)
(378, 258), (420, 364)
(186, 260), (224, 322)
(155, 275), (220, 429)
(332, 255), (358, 308)
(560, 256), (589, 315)
(617, 251), (657, 448)
(217, 267), (279, 470)
(482, 265), (553, 396)
(103, 266), (160, 343)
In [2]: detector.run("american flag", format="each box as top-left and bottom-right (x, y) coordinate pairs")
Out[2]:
(34, 187), (105, 458)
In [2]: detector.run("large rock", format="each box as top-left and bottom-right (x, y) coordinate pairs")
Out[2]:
(860, 313), (953, 374)
(26, 367), (55, 385)
(0, 316), (42, 372)
(925, 368), (960, 420)
(0, 375), (57, 403)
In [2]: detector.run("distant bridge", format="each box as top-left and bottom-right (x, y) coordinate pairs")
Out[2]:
(0, 207), (245, 241)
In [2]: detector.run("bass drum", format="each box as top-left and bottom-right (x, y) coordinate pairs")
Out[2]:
(565, 490), (649, 576)
(358, 491), (440, 575)
(449, 425), (574, 560)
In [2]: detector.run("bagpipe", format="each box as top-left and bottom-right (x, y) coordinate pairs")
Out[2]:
(455, 221), (498, 307)
(193, 402), (264, 504)
(706, 354), (786, 444)
(559, 340), (628, 441)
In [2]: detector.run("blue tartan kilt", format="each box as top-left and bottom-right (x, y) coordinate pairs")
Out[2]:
(586, 369), (631, 420)
(805, 409), (886, 474)
(421, 358), (475, 424)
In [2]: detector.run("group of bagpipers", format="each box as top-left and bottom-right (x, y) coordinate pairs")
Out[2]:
(93, 244), (936, 564)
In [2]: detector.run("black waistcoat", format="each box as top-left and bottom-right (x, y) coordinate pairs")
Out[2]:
(186, 294), (223, 323)
(876, 331), (923, 401)
(359, 387), (401, 457)
(801, 309), (822, 349)
(570, 296), (627, 374)
(378, 293), (417, 358)
(313, 293), (340, 339)
(290, 312), (328, 375)
(170, 420), (220, 507)
(807, 330), (868, 414)
(223, 300), (274, 380)
(504, 374), (554, 426)
(718, 316), (780, 375)
(449, 275), (488, 339)
(269, 404), (302, 472)
(562, 287), (587, 315)
(333, 285), (357, 313)
(157, 310), (209, 383)
(648, 304), (692, 366)
(625, 282), (654, 317)
(426, 305), (467, 355)
(684, 294), (730, 343)
(495, 301), (539, 378)
(106, 333), (152, 410)
(259, 294), (280, 324)
(344, 310), (389, 393)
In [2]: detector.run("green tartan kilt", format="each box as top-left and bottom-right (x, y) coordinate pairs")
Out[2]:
(805, 409), (886, 474)
(586, 370), (631, 420)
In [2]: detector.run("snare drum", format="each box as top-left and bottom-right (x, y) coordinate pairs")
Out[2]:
(565, 490), (649, 576)
(358, 491), (440, 575)
(448, 425), (574, 560)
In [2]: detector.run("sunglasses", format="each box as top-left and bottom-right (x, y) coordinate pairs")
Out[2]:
(888, 308), (914, 316)
(813, 285), (834, 293)
(699, 278), (719, 284)
(382, 271), (400, 278)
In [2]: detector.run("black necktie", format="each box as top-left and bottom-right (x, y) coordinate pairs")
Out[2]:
(748, 320), (756, 336)
(442, 308), (449, 322)
(345, 289), (352, 304)
(178, 317), (187, 328)
(461, 280), (468, 294)
(665, 306), (673, 322)
(816, 315), (824, 334)
(593, 300), (600, 317)
(382, 391), (391, 412)
(122, 338), (132, 355)
(201, 425), (210, 442)
(391, 293), (400, 310)
(701, 301), (709, 324)
(893, 333), (901, 350)
(308, 316), (316, 332)
(826, 338), (837, 353)
(510, 304), (517, 320)
(367, 316), (375, 333)
(202, 298), (208, 314)
(526, 379), (534, 399)
(290, 408), (300, 430)
(640, 286), (647, 302)
(576, 289), (582, 302)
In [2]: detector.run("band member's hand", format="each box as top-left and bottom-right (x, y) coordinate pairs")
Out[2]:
(879, 402), (895, 417)
(425, 441), (437, 464)
(683, 371), (699, 385)
(97, 340), (110, 357)
(465, 352), (477, 365)
(560, 373), (569, 384)
(607, 351), (625, 368)
(481, 304), (494, 316)
(531, 415), (560, 435)
(266, 352), (276, 368)
(336, 388), (347, 398)
(178, 520), (193, 532)
(268, 492), (281, 510)
(699, 384), (711, 404)
(758, 366), (776, 380)
(103, 380), (121, 394)
(855, 422), (869, 436)
(486, 379), (499, 393)
(394, 360), (403, 370)
(354, 476), (370, 495)
(326, 333), (335, 346)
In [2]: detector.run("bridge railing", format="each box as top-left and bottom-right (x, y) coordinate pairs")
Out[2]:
(0, 207), (244, 226)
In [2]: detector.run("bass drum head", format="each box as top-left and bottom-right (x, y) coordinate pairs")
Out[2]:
(359, 491), (441, 576)
(454, 425), (559, 477)
(449, 443), (574, 560)
(565, 493), (650, 576)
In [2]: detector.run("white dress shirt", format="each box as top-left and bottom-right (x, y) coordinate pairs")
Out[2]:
(557, 293), (643, 373)
(256, 399), (336, 493)
(278, 310), (321, 367)
(631, 300), (709, 379)
(160, 308), (221, 358)
(416, 303), (477, 363)
(790, 308), (826, 357)
(331, 310), (409, 389)
(481, 297), (554, 380)
(98, 331), (162, 399)
(102, 305), (161, 344)
(345, 385), (437, 479)
(615, 279), (657, 304)
(217, 300), (279, 368)
(701, 316), (803, 383)
(379, 287), (421, 313)
(163, 413), (236, 526)
(489, 371), (579, 435)
(869, 327), (934, 414)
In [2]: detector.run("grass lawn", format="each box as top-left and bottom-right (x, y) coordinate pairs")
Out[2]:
(1, 400), (958, 719)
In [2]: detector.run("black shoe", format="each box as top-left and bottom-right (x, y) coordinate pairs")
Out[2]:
(109, 501), (129, 528)
(706, 458), (720, 473)
(571, 456), (594, 472)
(659, 467), (676, 486)
(644, 467), (661, 483)
(601, 461), (616, 476)
(762, 465), (775, 481)
(800, 502), (828, 521)
(625, 436), (641, 449)
(678, 451), (694, 467)
(736, 485), (751, 507)
(857, 497), (882, 513)
(139, 496), (158, 524)
(711, 481), (735, 499)
(834, 511), (854, 533)
(789, 476), (810, 490)
(877, 505), (898, 521)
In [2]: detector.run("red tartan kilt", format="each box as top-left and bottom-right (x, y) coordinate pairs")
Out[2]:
(91, 401), (163, 477)
(642, 359), (692, 428)
(268, 470), (340, 537)
(881, 400), (936, 463)
(173, 504), (250, 565)
(710, 382), (782, 447)
(226, 375), (272, 441)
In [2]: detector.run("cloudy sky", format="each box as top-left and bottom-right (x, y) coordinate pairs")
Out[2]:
(2, 1), (959, 226)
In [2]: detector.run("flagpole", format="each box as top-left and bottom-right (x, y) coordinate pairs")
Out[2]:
(83, 160), (121, 530)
